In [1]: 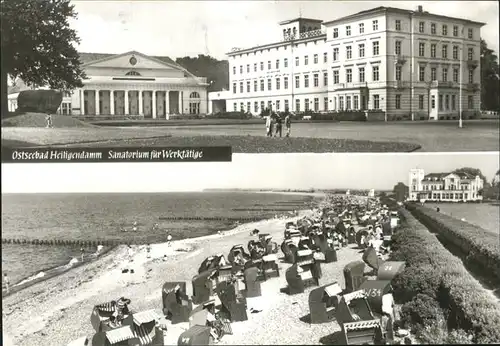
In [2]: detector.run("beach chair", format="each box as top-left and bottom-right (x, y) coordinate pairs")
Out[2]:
(343, 261), (367, 294)
(178, 325), (213, 346)
(261, 253), (280, 279)
(216, 281), (248, 322)
(122, 309), (159, 345)
(198, 254), (226, 274)
(90, 299), (131, 332)
(247, 239), (266, 260)
(91, 325), (136, 346)
(311, 233), (337, 263)
(192, 270), (217, 305)
(355, 229), (370, 248)
(216, 265), (235, 284)
(308, 282), (343, 324)
(359, 280), (393, 315)
(162, 281), (193, 324)
(188, 300), (232, 341)
(377, 262), (406, 281)
(258, 233), (279, 255)
(347, 227), (356, 244)
(227, 245), (251, 267)
(285, 250), (322, 295)
(243, 267), (261, 297)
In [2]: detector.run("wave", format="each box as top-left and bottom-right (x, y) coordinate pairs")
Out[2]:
(15, 271), (46, 286)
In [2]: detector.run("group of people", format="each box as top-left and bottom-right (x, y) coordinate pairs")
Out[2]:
(265, 112), (291, 137)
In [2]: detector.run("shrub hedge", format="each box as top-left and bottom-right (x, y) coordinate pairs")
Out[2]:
(400, 293), (446, 333)
(389, 208), (500, 344)
(406, 203), (500, 282)
(207, 111), (253, 119)
(17, 90), (63, 113)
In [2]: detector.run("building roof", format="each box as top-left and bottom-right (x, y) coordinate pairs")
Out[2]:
(78, 51), (183, 70)
(279, 17), (323, 25)
(423, 172), (476, 180)
(323, 6), (485, 26)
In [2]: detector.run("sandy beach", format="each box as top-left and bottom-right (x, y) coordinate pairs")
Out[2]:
(2, 208), (368, 346)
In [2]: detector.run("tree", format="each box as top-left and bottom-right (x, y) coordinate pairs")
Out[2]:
(1, 0), (86, 116)
(393, 182), (409, 202)
(452, 167), (488, 183)
(480, 39), (500, 111)
(176, 54), (229, 92)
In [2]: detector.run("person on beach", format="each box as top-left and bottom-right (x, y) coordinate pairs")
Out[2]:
(80, 247), (85, 262)
(4, 273), (10, 294)
(128, 245), (134, 262)
(146, 244), (151, 259)
(167, 234), (172, 246)
(284, 113), (291, 137)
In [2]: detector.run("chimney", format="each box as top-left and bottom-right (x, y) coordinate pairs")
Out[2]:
(417, 5), (423, 12)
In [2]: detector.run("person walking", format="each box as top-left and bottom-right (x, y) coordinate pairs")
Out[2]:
(284, 113), (291, 137)
(45, 113), (53, 128)
(274, 113), (282, 137)
(80, 247), (85, 262)
(146, 244), (151, 259)
(265, 113), (272, 137)
(4, 272), (10, 294)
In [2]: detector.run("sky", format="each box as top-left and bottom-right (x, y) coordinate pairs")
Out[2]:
(69, 0), (500, 60)
(1, 153), (498, 193)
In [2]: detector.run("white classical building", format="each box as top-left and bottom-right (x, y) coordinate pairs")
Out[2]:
(222, 5), (484, 120)
(408, 168), (484, 202)
(8, 50), (209, 117)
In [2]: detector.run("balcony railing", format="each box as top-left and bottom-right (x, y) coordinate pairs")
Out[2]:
(395, 54), (408, 64)
(333, 82), (368, 90)
(388, 81), (411, 89)
(467, 83), (480, 92)
(299, 29), (324, 39)
(430, 81), (458, 88)
(466, 59), (479, 69)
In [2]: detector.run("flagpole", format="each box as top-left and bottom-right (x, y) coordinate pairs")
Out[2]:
(459, 38), (463, 128)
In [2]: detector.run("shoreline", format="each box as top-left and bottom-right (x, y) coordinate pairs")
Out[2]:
(2, 210), (317, 346)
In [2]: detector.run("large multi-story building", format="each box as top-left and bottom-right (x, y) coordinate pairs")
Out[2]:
(408, 168), (484, 202)
(223, 5), (485, 120)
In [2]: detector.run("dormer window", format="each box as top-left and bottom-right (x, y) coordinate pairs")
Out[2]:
(126, 71), (141, 76)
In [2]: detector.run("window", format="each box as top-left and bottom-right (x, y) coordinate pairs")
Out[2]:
(445, 95), (449, 109)
(276, 59), (280, 69)
(304, 75), (309, 88)
(431, 95), (436, 109)
(431, 68), (437, 81)
(431, 23), (436, 34)
(419, 95), (424, 109)
(314, 98), (319, 111)
(346, 96), (351, 110)
(431, 44), (436, 58)
(452, 94), (456, 110)
(354, 95), (359, 110)
(468, 69), (473, 83)
(254, 63), (257, 72)
(239, 82), (243, 93)
(268, 100), (272, 110)
(305, 98), (310, 111)
(359, 44), (365, 57)
(419, 21), (425, 33)
(284, 77), (289, 89)
(323, 72), (328, 86)
(240, 65), (243, 73)
(232, 82), (237, 93)
(233, 103), (237, 111)
(323, 52), (328, 63)
(333, 48), (339, 61)
(453, 68), (459, 82)
(295, 57), (299, 66)
(468, 48), (474, 60)
(346, 25), (351, 36)
(373, 41), (379, 56)
(125, 71), (141, 76)
(395, 20), (401, 31)
(267, 61), (271, 70)
(247, 81), (250, 92)
(453, 25), (458, 37)
(442, 68), (448, 82)
(324, 97), (329, 111)
(419, 65), (425, 81)
(260, 79), (264, 91)
(254, 102), (258, 113)
(295, 75), (300, 88)
(442, 25), (448, 36)
(395, 94), (401, 109)
(395, 41), (402, 55)
(276, 78), (281, 90)
(333, 28), (339, 38)
(314, 73), (319, 87)
(284, 58), (288, 68)
(359, 67), (365, 82)
(359, 23), (364, 34)
(396, 65), (402, 81)
(339, 96), (344, 110)
(453, 46), (458, 60)
(233, 66), (236, 74)
(439, 94), (443, 110)
(372, 20), (378, 31)
(247, 101), (251, 112)
(261, 101), (265, 111)
(372, 66), (379, 81)
(468, 28), (473, 39)
(373, 95), (380, 109)
(267, 79), (271, 91)
(260, 62), (264, 70)
(346, 69), (352, 83)
(304, 56), (309, 65)
(313, 54), (318, 64)
(442, 45), (448, 59)
(346, 46), (352, 59)
(295, 99), (300, 112)
(284, 99), (289, 111)
(276, 100), (280, 111)
(419, 42), (425, 57)
(246, 64), (250, 73)
(254, 80), (257, 92)
(333, 70), (339, 84)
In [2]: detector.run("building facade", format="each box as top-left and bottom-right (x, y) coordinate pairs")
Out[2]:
(8, 50), (209, 117)
(223, 5), (484, 120)
(408, 168), (484, 202)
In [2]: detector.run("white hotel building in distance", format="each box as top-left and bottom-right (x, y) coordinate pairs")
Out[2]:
(218, 5), (485, 120)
